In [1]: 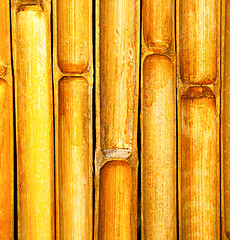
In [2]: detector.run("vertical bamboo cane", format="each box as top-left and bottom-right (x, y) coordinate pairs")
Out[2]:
(222, 0), (230, 239)
(95, 0), (140, 239)
(0, 0), (14, 239)
(141, 0), (176, 239)
(53, 0), (93, 239)
(11, 1), (54, 239)
(177, 0), (220, 239)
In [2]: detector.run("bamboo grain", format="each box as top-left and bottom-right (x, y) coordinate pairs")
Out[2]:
(141, 55), (176, 239)
(181, 87), (219, 239)
(223, 0), (230, 238)
(57, 0), (89, 74)
(0, 1), (14, 239)
(95, 0), (140, 239)
(53, 0), (93, 238)
(142, 0), (173, 53)
(179, 0), (217, 84)
(12, 3), (54, 239)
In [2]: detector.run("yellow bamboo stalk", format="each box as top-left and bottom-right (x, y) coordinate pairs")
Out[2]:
(222, 0), (230, 239)
(95, 0), (140, 239)
(53, 0), (93, 238)
(177, 0), (221, 238)
(141, 0), (176, 239)
(11, 1), (54, 239)
(0, 1), (14, 238)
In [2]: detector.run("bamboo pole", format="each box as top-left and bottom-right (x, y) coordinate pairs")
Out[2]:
(53, 0), (93, 238)
(177, 0), (220, 238)
(95, 0), (140, 239)
(141, 0), (176, 239)
(0, 0), (14, 238)
(222, 0), (230, 238)
(11, 1), (54, 239)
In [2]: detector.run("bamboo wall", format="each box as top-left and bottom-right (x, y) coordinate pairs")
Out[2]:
(0, 0), (227, 239)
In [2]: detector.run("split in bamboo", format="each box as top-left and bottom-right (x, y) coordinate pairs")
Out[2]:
(95, 0), (140, 239)
(54, 0), (93, 238)
(0, 0), (14, 239)
(141, 55), (176, 239)
(12, 2), (54, 239)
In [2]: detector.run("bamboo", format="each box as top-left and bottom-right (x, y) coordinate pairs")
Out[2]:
(11, 2), (54, 239)
(141, 55), (176, 239)
(177, 0), (221, 238)
(181, 87), (218, 239)
(0, 1), (14, 238)
(95, 0), (140, 239)
(53, 0), (93, 238)
(223, 0), (230, 238)
(141, 0), (176, 238)
(179, 0), (217, 84)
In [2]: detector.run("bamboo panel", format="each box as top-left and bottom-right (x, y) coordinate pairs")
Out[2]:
(177, 0), (221, 239)
(141, 0), (176, 239)
(11, 1), (54, 239)
(222, 0), (230, 239)
(95, 0), (140, 239)
(0, 0), (14, 239)
(53, 0), (93, 238)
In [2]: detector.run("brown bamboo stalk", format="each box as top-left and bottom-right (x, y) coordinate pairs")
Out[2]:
(11, 1), (54, 239)
(95, 0), (140, 239)
(141, 0), (176, 239)
(177, 0), (221, 238)
(53, 0), (93, 238)
(222, 0), (230, 238)
(0, 0), (14, 238)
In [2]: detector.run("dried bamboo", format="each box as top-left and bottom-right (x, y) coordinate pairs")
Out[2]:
(141, 0), (176, 238)
(95, 0), (140, 239)
(222, 0), (230, 238)
(177, 0), (221, 239)
(53, 0), (93, 238)
(11, 1), (54, 239)
(0, 0), (14, 239)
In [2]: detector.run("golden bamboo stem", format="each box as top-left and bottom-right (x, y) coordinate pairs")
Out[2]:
(95, 0), (140, 239)
(141, 0), (176, 238)
(11, 2), (54, 239)
(177, 0), (220, 238)
(53, 0), (93, 238)
(0, 1), (14, 238)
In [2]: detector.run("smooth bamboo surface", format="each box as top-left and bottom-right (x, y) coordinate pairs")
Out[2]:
(95, 0), (140, 239)
(142, 55), (176, 239)
(0, 0), (14, 239)
(223, 0), (230, 238)
(53, 0), (93, 238)
(181, 87), (219, 239)
(99, 161), (133, 240)
(179, 0), (217, 84)
(142, 0), (173, 53)
(13, 4), (54, 239)
(58, 77), (91, 239)
(57, 0), (89, 73)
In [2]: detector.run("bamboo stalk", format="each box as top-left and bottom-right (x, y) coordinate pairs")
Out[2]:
(53, 0), (93, 238)
(95, 0), (140, 239)
(0, 1), (14, 238)
(177, 0), (221, 238)
(141, 0), (176, 238)
(222, 0), (230, 238)
(11, 2), (54, 239)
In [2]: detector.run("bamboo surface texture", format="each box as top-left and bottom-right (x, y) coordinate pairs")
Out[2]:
(53, 0), (93, 239)
(141, 0), (176, 238)
(0, 0), (14, 239)
(95, 0), (140, 239)
(11, 1), (55, 239)
(177, 0), (220, 239)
